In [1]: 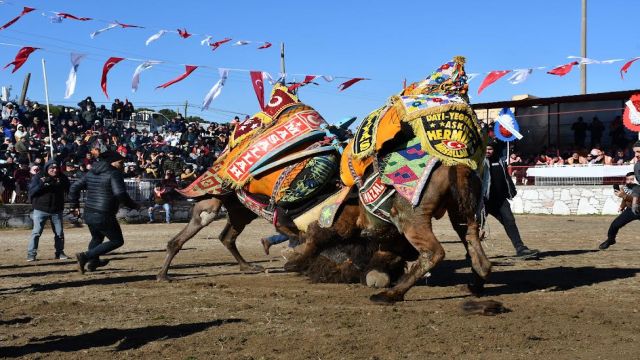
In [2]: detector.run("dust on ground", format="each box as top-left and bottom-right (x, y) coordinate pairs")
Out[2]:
(0, 215), (639, 359)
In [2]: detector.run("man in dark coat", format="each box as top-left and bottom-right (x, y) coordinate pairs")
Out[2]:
(26, 160), (70, 261)
(68, 150), (141, 273)
(482, 140), (539, 258)
(602, 140), (640, 249)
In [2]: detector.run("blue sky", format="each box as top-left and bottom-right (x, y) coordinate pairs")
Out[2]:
(1, 0), (639, 124)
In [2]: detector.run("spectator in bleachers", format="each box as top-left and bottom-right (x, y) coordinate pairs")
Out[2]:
(571, 117), (588, 148)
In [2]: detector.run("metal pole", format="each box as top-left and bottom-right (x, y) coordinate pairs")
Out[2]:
(280, 42), (286, 84)
(184, 100), (188, 118)
(41, 59), (54, 159)
(19, 73), (30, 105)
(581, 0), (587, 94)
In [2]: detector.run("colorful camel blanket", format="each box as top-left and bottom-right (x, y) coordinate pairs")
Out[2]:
(378, 137), (440, 206)
(228, 84), (300, 148)
(221, 104), (329, 187)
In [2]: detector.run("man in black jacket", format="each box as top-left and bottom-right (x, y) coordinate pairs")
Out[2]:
(26, 160), (70, 261)
(69, 151), (141, 273)
(482, 141), (539, 259)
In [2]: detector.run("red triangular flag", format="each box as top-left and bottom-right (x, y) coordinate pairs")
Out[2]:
(257, 42), (272, 49)
(547, 61), (579, 76)
(57, 12), (92, 21)
(100, 57), (125, 99)
(620, 57), (640, 79)
(249, 71), (266, 110)
(116, 21), (143, 29)
(288, 75), (317, 92)
(477, 70), (511, 94)
(4, 47), (39, 73)
(338, 77), (366, 91)
(156, 65), (198, 89)
(0, 7), (35, 31)
(177, 28), (191, 39)
(210, 38), (232, 51)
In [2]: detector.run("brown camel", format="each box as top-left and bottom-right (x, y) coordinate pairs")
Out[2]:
(284, 163), (492, 304)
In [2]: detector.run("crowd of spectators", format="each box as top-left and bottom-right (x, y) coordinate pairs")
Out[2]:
(1, 96), (233, 204)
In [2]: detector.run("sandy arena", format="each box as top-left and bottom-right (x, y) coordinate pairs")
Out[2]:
(0, 215), (639, 359)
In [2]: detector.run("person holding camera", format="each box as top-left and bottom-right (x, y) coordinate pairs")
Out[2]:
(26, 160), (70, 261)
(599, 172), (637, 250)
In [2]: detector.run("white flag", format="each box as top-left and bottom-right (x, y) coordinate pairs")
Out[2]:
(200, 35), (212, 46)
(233, 40), (250, 46)
(466, 73), (480, 83)
(131, 60), (161, 92)
(145, 30), (167, 46)
(202, 69), (229, 110)
(64, 53), (86, 99)
(90, 23), (118, 39)
(321, 75), (335, 82)
(507, 69), (533, 84)
(262, 72), (276, 85)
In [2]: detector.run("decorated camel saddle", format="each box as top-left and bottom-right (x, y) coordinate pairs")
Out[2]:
(179, 84), (349, 230)
(339, 56), (486, 222)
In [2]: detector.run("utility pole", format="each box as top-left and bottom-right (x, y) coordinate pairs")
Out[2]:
(19, 72), (31, 105)
(280, 42), (286, 84)
(184, 100), (188, 118)
(581, 0), (587, 94)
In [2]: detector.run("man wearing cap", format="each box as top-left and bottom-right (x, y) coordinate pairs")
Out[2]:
(482, 140), (539, 259)
(26, 160), (71, 261)
(68, 150), (141, 273)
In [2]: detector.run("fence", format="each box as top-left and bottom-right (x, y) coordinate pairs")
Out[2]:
(510, 164), (632, 186)
(2, 179), (164, 204)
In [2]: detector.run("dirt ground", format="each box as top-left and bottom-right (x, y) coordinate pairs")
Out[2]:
(0, 214), (639, 359)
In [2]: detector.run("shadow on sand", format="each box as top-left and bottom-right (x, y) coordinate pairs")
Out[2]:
(426, 252), (640, 296)
(0, 318), (243, 357)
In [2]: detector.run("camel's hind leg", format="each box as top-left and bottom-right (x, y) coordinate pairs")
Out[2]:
(448, 165), (492, 293)
(157, 198), (222, 281)
(218, 199), (261, 272)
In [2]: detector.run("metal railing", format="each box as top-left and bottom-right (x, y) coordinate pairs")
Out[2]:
(73, 178), (164, 202)
(510, 164), (632, 186)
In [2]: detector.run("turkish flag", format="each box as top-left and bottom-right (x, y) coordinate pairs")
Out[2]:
(257, 42), (272, 49)
(0, 7), (35, 31)
(100, 57), (125, 99)
(4, 47), (39, 73)
(177, 28), (191, 39)
(547, 61), (579, 76)
(116, 21), (143, 28)
(620, 57), (640, 79)
(156, 65), (198, 89)
(288, 75), (317, 92)
(57, 12), (92, 21)
(210, 38), (232, 51)
(250, 71), (265, 110)
(477, 70), (511, 95)
(338, 77), (367, 91)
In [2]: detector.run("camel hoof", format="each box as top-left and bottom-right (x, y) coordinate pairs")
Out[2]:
(283, 260), (300, 273)
(239, 264), (264, 273)
(466, 282), (485, 296)
(156, 274), (173, 282)
(369, 292), (402, 305)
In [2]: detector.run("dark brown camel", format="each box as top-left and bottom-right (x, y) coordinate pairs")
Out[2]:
(284, 163), (492, 304)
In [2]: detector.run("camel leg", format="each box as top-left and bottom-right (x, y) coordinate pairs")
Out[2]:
(370, 216), (445, 304)
(218, 201), (261, 272)
(448, 210), (492, 295)
(157, 198), (222, 281)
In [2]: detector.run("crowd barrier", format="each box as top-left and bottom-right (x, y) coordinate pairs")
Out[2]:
(1, 178), (164, 204)
(510, 164), (633, 186)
